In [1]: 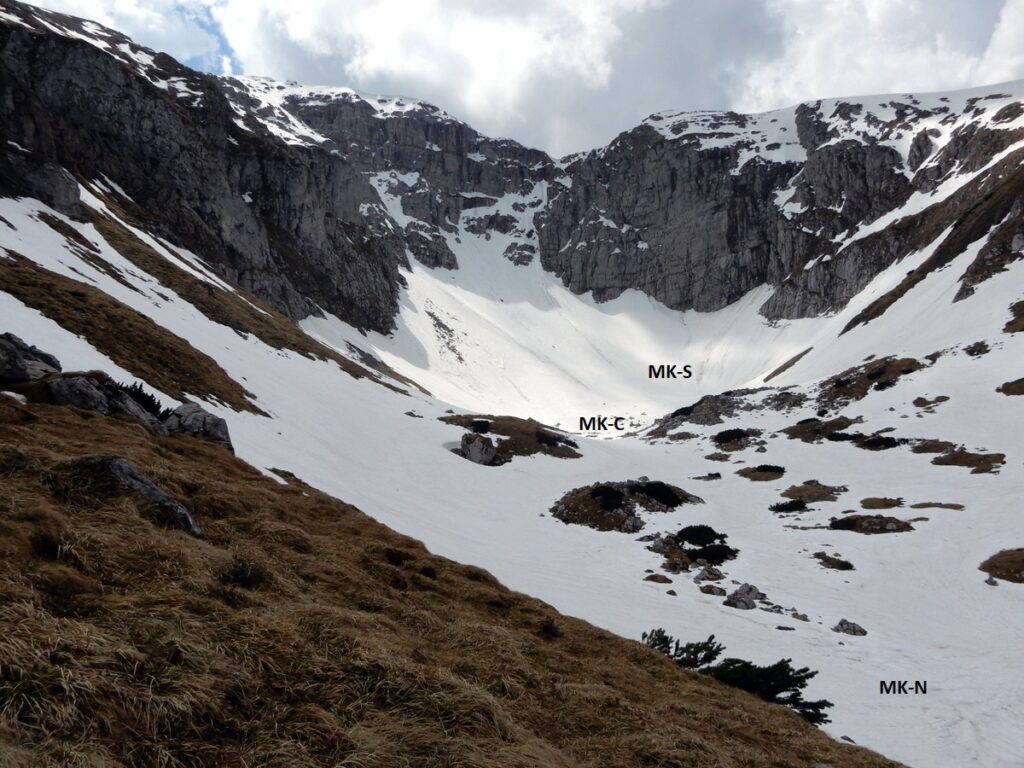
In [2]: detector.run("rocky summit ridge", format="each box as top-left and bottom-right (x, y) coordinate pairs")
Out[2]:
(2, 0), (1022, 335)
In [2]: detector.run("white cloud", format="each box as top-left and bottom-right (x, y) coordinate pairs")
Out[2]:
(976, 0), (1024, 84)
(207, 0), (666, 127)
(730, 0), (1023, 112)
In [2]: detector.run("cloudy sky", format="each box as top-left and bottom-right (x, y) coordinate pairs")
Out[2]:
(26, 0), (1024, 156)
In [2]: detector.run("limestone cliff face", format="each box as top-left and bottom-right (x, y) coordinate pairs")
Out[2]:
(0, 1), (407, 332)
(2, 0), (1023, 332)
(537, 98), (1023, 321)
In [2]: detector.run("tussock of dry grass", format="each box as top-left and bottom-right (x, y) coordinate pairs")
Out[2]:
(782, 481), (847, 503)
(979, 549), (1024, 583)
(860, 497), (903, 510)
(783, 416), (857, 443)
(736, 465), (785, 481)
(0, 401), (901, 767)
(763, 347), (813, 382)
(997, 377), (1024, 396)
(930, 448), (1005, 474)
(817, 358), (925, 409)
(1004, 300), (1024, 333)
(910, 439), (956, 455)
(441, 414), (580, 464)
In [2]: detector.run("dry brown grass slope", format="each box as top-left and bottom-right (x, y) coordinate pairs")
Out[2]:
(0, 251), (261, 413)
(0, 398), (903, 768)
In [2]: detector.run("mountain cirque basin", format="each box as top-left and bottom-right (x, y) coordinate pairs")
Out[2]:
(1, 1), (1023, 766)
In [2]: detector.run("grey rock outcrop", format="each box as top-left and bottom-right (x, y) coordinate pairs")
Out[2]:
(1, 332), (232, 449)
(163, 403), (234, 454)
(724, 583), (765, 610)
(37, 373), (166, 433)
(832, 619), (868, 636)
(61, 455), (202, 536)
(0, 332), (61, 383)
(459, 432), (497, 465)
(48, 376), (109, 412)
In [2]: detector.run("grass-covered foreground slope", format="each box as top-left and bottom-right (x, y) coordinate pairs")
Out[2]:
(0, 395), (900, 768)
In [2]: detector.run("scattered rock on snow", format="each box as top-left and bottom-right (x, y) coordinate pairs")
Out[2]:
(832, 619), (867, 636)
(644, 573), (672, 584)
(459, 432), (497, 465)
(724, 583), (764, 610)
(700, 584), (727, 596)
(693, 565), (725, 582)
(814, 551), (855, 570)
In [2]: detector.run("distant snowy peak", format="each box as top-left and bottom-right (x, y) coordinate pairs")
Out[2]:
(220, 75), (465, 148)
(640, 81), (1024, 174)
(642, 107), (807, 167)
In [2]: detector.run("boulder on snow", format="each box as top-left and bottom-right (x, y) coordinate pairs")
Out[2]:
(163, 403), (234, 454)
(693, 565), (725, 583)
(724, 583), (765, 610)
(0, 333), (62, 384)
(832, 619), (867, 636)
(459, 432), (497, 465)
(700, 584), (727, 596)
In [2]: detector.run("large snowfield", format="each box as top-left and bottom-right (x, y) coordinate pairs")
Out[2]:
(3, 168), (1023, 767)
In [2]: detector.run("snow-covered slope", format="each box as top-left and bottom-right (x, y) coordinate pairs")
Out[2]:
(2, 3), (1024, 766)
(3, 175), (1023, 767)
